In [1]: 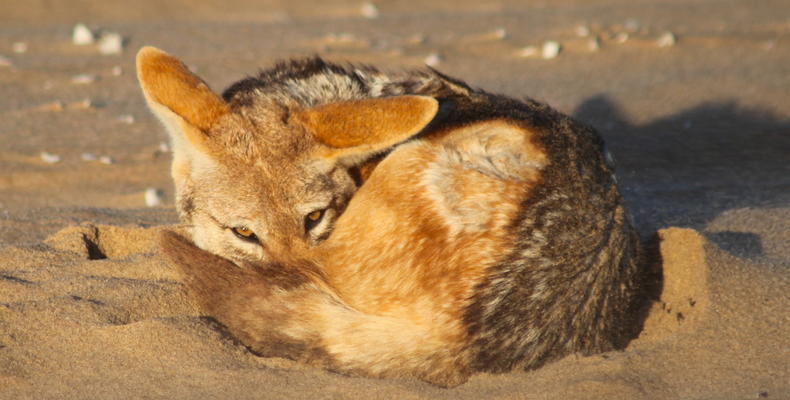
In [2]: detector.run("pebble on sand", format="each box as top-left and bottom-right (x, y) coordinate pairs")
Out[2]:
(72, 24), (95, 45)
(99, 156), (114, 165)
(81, 152), (98, 161)
(12, 42), (28, 54)
(575, 24), (591, 37)
(589, 37), (601, 51)
(515, 46), (539, 58)
(40, 152), (61, 164)
(71, 74), (96, 84)
(144, 188), (164, 207)
(614, 32), (629, 44)
(360, 2), (379, 19)
(68, 99), (93, 110)
(490, 27), (507, 40)
(542, 41), (561, 59)
(158, 142), (171, 153)
(423, 53), (442, 67)
(98, 33), (124, 55)
(657, 32), (677, 47)
(111, 66), (123, 76)
(117, 115), (135, 124)
(37, 101), (64, 112)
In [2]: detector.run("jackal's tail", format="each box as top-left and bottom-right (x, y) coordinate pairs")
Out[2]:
(160, 231), (471, 386)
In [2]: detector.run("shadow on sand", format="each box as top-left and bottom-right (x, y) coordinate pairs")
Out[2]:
(573, 96), (790, 258)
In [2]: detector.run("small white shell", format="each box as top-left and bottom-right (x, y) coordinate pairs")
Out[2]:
(515, 46), (539, 58)
(360, 2), (379, 19)
(542, 41), (561, 59)
(424, 53), (442, 67)
(71, 74), (96, 84)
(72, 24), (95, 45)
(41, 152), (61, 164)
(657, 32), (676, 47)
(12, 42), (27, 54)
(117, 115), (135, 124)
(98, 33), (123, 55)
(99, 155), (114, 165)
(144, 188), (164, 207)
(158, 142), (171, 153)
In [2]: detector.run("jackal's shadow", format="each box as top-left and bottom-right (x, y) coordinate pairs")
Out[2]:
(574, 96), (790, 257)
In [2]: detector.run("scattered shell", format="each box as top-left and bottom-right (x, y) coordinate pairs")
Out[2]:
(423, 53), (442, 67)
(81, 152), (97, 161)
(98, 33), (124, 55)
(37, 101), (64, 112)
(68, 99), (93, 110)
(360, 2), (380, 19)
(657, 32), (677, 47)
(72, 23), (95, 45)
(99, 155), (114, 165)
(624, 19), (641, 32)
(144, 188), (164, 207)
(12, 42), (27, 54)
(40, 152), (61, 164)
(542, 41), (561, 59)
(490, 27), (507, 40)
(575, 24), (591, 37)
(111, 66), (123, 76)
(0, 55), (12, 68)
(71, 74), (96, 84)
(158, 142), (171, 153)
(515, 46), (539, 58)
(117, 115), (135, 124)
(614, 32), (629, 44)
(589, 37), (601, 52)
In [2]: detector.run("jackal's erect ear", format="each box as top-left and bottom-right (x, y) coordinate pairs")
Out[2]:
(136, 46), (228, 156)
(293, 96), (439, 163)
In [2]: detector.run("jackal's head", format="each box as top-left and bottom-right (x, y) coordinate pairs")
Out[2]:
(137, 47), (438, 264)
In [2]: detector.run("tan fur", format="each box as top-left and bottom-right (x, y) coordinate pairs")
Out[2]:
(137, 47), (440, 265)
(147, 48), (645, 386)
(137, 46), (228, 132)
(294, 96), (438, 149)
(161, 119), (545, 386)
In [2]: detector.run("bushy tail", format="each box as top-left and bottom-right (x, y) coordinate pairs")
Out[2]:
(160, 231), (471, 386)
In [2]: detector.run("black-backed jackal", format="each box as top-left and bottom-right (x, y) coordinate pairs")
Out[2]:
(138, 47), (645, 386)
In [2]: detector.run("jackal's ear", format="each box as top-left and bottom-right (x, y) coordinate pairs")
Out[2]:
(136, 46), (229, 155)
(294, 96), (439, 161)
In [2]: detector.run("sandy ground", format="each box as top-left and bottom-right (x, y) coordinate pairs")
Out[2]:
(1, 1), (789, 399)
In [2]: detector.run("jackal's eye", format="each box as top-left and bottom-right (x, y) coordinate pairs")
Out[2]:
(304, 209), (325, 232)
(231, 226), (258, 242)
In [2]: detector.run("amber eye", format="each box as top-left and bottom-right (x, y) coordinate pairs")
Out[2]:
(304, 209), (325, 232)
(231, 226), (258, 242)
